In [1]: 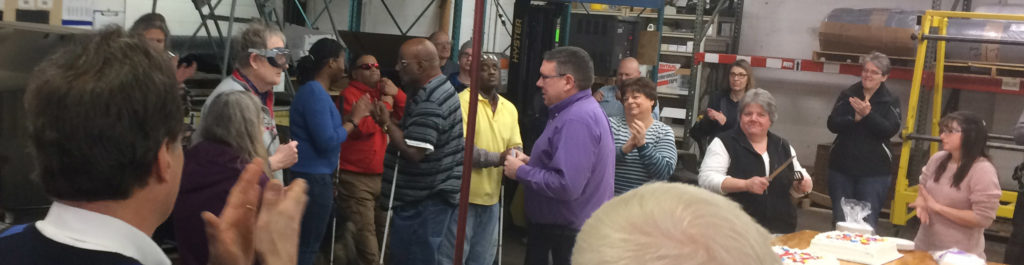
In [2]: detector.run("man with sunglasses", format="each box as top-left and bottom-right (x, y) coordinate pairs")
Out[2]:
(380, 38), (464, 265)
(502, 46), (614, 265)
(195, 21), (298, 181)
(336, 54), (407, 265)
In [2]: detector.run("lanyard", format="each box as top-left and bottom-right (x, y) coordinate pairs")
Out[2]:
(231, 70), (275, 119)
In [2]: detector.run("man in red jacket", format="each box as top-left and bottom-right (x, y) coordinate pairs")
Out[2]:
(336, 54), (406, 265)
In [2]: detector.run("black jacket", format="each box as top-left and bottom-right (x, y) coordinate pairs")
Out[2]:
(718, 128), (798, 234)
(827, 81), (902, 177)
(691, 91), (741, 149)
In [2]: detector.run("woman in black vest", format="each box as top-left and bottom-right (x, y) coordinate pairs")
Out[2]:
(826, 52), (902, 229)
(698, 88), (814, 233)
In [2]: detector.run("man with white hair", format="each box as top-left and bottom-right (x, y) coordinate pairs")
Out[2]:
(572, 182), (781, 265)
(593, 57), (660, 119)
(195, 21), (298, 181)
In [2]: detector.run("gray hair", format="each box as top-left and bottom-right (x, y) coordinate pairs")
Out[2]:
(863, 51), (891, 76)
(573, 183), (780, 265)
(458, 39), (474, 59)
(232, 20), (287, 69)
(543, 46), (594, 91)
(738, 88), (778, 123)
(198, 91), (271, 175)
(129, 13), (169, 47)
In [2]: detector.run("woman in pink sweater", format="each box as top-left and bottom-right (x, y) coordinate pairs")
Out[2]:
(911, 111), (1002, 258)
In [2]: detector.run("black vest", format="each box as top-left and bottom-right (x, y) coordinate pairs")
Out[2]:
(718, 128), (797, 234)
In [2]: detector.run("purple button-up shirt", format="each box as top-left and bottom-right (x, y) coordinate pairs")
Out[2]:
(516, 89), (615, 229)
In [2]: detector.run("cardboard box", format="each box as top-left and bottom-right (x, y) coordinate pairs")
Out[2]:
(656, 62), (681, 88)
(636, 30), (661, 65)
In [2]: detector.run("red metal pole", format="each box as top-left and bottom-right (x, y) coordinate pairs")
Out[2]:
(453, 0), (486, 264)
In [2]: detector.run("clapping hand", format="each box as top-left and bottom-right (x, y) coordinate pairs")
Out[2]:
(628, 119), (648, 147)
(370, 101), (390, 127)
(909, 185), (932, 224)
(849, 97), (872, 121)
(351, 94), (373, 122)
(204, 158), (310, 265)
(706, 108), (727, 125)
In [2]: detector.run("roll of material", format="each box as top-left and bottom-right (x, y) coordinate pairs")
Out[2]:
(819, 6), (1024, 64)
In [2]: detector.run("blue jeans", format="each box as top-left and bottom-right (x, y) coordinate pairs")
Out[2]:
(389, 196), (457, 265)
(290, 171), (334, 265)
(439, 203), (500, 265)
(828, 170), (892, 229)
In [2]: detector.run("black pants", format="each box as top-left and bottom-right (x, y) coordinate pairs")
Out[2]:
(525, 223), (578, 265)
(1006, 190), (1024, 265)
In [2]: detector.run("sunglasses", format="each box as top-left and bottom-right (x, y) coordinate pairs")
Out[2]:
(357, 63), (380, 70)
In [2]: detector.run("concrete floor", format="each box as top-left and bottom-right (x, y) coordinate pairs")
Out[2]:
(496, 206), (1011, 265)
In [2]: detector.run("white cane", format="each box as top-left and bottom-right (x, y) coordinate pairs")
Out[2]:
(330, 172), (338, 265)
(330, 213), (336, 264)
(497, 182), (505, 265)
(379, 151), (400, 265)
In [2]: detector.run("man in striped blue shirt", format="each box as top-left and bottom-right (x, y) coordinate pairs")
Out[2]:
(380, 38), (465, 265)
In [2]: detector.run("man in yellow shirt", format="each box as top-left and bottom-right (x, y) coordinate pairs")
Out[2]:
(440, 54), (522, 265)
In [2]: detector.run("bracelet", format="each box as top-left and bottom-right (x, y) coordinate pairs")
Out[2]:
(346, 119), (358, 129)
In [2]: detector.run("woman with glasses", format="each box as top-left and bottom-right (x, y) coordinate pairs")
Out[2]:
(335, 53), (407, 264)
(910, 111), (1000, 258)
(691, 59), (756, 150)
(290, 37), (373, 265)
(826, 51), (902, 230)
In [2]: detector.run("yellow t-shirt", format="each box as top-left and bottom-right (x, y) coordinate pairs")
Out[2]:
(459, 89), (523, 205)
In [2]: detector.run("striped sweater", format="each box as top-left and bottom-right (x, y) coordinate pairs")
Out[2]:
(609, 116), (678, 195)
(382, 75), (464, 206)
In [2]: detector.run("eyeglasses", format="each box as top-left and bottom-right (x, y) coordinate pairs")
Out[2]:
(397, 59), (418, 69)
(357, 63), (380, 70)
(249, 47), (290, 68)
(862, 69), (883, 76)
(539, 73), (567, 80)
(729, 72), (748, 79)
(940, 128), (962, 134)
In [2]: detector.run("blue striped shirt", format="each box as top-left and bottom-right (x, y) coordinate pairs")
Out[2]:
(382, 75), (464, 206)
(609, 116), (678, 195)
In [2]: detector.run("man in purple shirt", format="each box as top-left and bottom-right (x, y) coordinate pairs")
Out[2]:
(503, 46), (615, 265)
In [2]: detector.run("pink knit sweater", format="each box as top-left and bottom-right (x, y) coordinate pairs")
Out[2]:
(913, 151), (1002, 259)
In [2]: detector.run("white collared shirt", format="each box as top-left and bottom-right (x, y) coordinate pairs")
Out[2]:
(698, 138), (810, 196)
(35, 202), (171, 265)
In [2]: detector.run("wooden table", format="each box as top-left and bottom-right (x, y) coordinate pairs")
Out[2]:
(772, 230), (1004, 265)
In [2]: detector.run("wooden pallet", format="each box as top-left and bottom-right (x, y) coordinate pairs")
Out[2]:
(813, 50), (1024, 78)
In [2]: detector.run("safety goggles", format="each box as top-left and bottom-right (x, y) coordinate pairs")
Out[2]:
(249, 47), (290, 68)
(356, 63), (380, 70)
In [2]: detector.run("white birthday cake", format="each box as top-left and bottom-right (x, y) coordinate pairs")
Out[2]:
(807, 231), (902, 265)
(772, 246), (840, 265)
